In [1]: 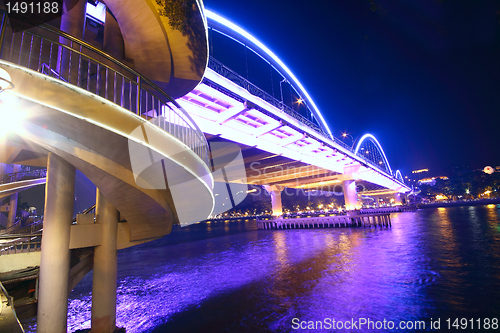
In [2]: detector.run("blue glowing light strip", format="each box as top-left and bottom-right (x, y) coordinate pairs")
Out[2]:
(204, 9), (334, 139)
(354, 134), (393, 175)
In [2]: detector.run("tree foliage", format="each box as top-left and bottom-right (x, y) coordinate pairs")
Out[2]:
(156, 0), (197, 35)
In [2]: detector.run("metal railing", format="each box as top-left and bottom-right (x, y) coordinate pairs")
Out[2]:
(207, 57), (399, 178)
(333, 137), (354, 151)
(0, 203), (97, 254)
(0, 169), (47, 184)
(0, 203), (97, 236)
(0, 11), (210, 167)
(207, 57), (329, 137)
(1, 217), (43, 235)
(0, 234), (42, 255)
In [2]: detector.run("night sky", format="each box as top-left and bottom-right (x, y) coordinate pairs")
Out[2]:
(205, 0), (500, 176)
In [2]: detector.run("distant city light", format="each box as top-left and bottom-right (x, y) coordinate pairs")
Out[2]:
(412, 169), (429, 174)
(484, 166), (495, 174)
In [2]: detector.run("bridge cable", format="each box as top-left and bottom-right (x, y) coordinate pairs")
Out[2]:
(209, 27), (214, 57)
(244, 44), (249, 79)
(270, 64), (275, 98)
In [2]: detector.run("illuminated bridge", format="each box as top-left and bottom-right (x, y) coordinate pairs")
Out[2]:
(177, 10), (410, 214)
(0, 2), (409, 332)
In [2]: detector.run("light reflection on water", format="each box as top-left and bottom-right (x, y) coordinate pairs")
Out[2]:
(23, 206), (500, 332)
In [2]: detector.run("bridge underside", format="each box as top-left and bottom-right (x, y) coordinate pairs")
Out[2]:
(180, 70), (409, 195)
(208, 135), (395, 194)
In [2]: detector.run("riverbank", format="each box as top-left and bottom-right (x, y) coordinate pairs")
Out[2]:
(418, 198), (500, 208)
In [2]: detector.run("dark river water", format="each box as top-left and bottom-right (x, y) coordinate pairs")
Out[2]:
(26, 205), (500, 332)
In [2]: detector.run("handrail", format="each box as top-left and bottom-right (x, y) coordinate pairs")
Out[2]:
(206, 57), (403, 179)
(207, 57), (329, 137)
(0, 202), (97, 252)
(0, 216), (43, 235)
(72, 204), (96, 223)
(0, 169), (47, 184)
(0, 11), (210, 166)
(206, 58), (364, 152)
(0, 234), (42, 255)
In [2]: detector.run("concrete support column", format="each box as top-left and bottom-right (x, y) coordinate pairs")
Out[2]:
(264, 185), (283, 216)
(394, 193), (402, 205)
(7, 165), (21, 228)
(37, 153), (75, 333)
(91, 189), (119, 333)
(343, 180), (358, 210)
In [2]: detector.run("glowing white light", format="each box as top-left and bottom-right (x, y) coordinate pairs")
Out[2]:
(0, 68), (12, 90)
(205, 10), (334, 139)
(86, 2), (106, 24)
(0, 93), (25, 135)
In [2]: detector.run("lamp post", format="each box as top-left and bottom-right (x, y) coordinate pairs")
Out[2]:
(341, 132), (355, 148)
(279, 78), (287, 110)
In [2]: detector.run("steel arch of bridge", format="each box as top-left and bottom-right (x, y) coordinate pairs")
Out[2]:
(204, 10), (334, 139)
(354, 134), (393, 175)
(395, 170), (404, 182)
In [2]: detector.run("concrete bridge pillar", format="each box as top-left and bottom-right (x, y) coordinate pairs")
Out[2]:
(91, 189), (119, 333)
(264, 185), (283, 216)
(37, 153), (75, 333)
(394, 192), (402, 205)
(6, 164), (21, 228)
(343, 180), (358, 210)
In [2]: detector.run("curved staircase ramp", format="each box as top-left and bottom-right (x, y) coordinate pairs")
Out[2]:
(105, 0), (208, 99)
(0, 177), (46, 201)
(0, 61), (214, 242)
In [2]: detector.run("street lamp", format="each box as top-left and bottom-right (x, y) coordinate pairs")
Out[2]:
(341, 132), (355, 147)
